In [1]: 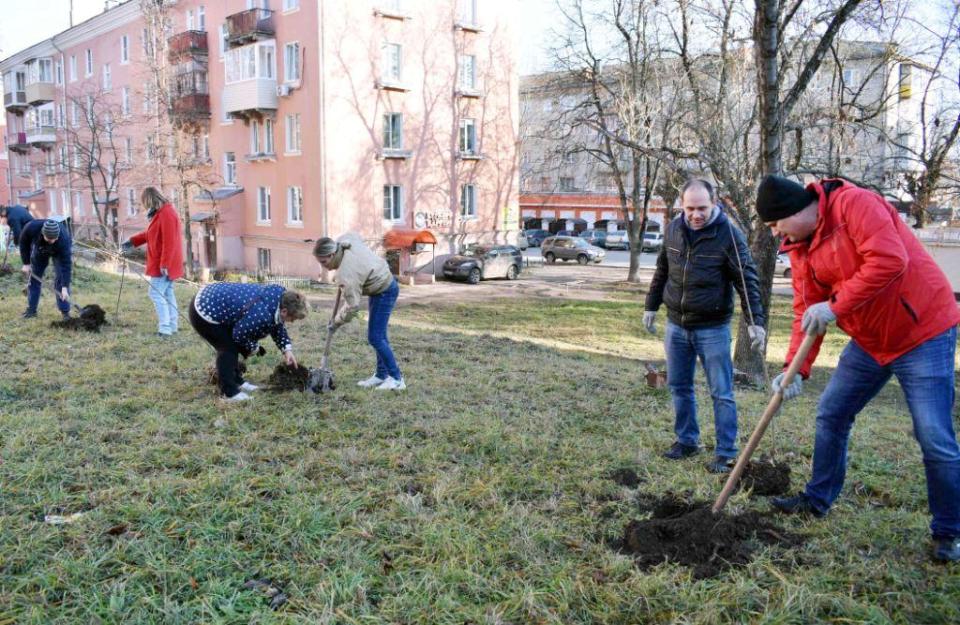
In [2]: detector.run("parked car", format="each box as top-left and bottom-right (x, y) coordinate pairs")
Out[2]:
(516, 231), (529, 250)
(641, 231), (664, 253)
(524, 229), (550, 247)
(555, 229), (579, 237)
(541, 236), (606, 264)
(604, 231), (630, 250)
(775, 253), (792, 278)
(579, 229), (608, 248)
(442, 245), (523, 284)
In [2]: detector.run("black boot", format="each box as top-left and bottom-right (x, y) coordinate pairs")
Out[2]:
(933, 537), (960, 563)
(706, 455), (733, 474)
(22, 309), (37, 319)
(662, 441), (701, 460)
(771, 493), (826, 518)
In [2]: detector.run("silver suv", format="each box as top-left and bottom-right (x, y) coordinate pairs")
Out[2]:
(541, 236), (606, 264)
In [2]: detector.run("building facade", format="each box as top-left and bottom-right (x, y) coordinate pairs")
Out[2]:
(1, 0), (520, 277)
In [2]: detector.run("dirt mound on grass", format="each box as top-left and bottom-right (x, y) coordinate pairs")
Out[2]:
(50, 304), (107, 332)
(621, 494), (799, 578)
(739, 460), (791, 496)
(206, 360), (248, 386)
(0, 264), (13, 277)
(268, 363), (313, 391)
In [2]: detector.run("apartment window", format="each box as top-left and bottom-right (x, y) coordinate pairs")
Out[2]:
(35, 58), (53, 83)
(257, 186), (271, 223)
(250, 120), (261, 153)
(283, 42), (300, 82)
(49, 190), (58, 215)
(257, 248), (271, 272)
(287, 186), (303, 224)
(225, 42), (276, 83)
(127, 188), (137, 216)
(460, 184), (477, 218)
(146, 135), (156, 162)
(224, 152), (236, 184)
(459, 118), (477, 154)
(202, 133), (210, 159)
(383, 113), (402, 149)
(142, 27), (154, 58)
(458, 0), (478, 25)
(899, 63), (913, 99)
(382, 43), (402, 83)
(120, 35), (130, 63)
(285, 113), (301, 153)
(57, 104), (65, 128)
(34, 170), (42, 190)
(85, 95), (95, 123)
(125, 137), (133, 163)
(69, 55), (77, 81)
(59, 145), (67, 169)
(85, 49), (93, 76)
(220, 24), (229, 56)
(383, 185), (402, 221)
(74, 192), (83, 217)
(283, 0), (299, 10)
(197, 6), (206, 31)
(264, 118), (275, 154)
(459, 55), (477, 90)
(559, 177), (575, 191)
(54, 61), (63, 85)
(186, 9), (194, 30)
(73, 147), (82, 168)
(102, 64), (112, 91)
(121, 87), (130, 116)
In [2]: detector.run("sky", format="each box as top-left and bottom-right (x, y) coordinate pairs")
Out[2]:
(1, 0), (559, 72)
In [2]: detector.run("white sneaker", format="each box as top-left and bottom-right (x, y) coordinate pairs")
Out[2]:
(239, 382), (259, 392)
(223, 391), (252, 402)
(357, 375), (385, 388)
(375, 376), (406, 391)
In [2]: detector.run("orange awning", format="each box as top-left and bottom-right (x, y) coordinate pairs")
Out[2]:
(383, 229), (437, 249)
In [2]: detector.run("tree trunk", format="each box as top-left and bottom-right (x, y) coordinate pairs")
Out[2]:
(181, 183), (195, 280)
(734, 227), (778, 378)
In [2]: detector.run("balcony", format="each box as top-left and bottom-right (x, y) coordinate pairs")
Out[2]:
(168, 30), (209, 63)
(225, 8), (275, 47)
(26, 125), (56, 148)
(170, 92), (211, 125)
(4, 90), (28, 113)
(7, 131), (30, 153)
(223, 80), (277, 121)
(25, 81), (56, 105)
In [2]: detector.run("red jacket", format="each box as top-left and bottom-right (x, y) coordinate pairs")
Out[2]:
(783, 179), (960, 378)
(130, 203), (184, 281)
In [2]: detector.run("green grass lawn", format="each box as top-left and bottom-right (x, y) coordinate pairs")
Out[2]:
(1, 267), (958, 624)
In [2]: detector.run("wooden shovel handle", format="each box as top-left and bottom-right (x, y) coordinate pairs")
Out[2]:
(320, 286), (344, 368)
(711, 332), (819, 514)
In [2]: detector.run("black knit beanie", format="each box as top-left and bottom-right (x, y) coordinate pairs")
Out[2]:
(41, 219), (61, 240)
(755, 175), (818, 222)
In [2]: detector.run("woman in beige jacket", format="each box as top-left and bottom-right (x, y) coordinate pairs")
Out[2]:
(313, 234), (404, 390)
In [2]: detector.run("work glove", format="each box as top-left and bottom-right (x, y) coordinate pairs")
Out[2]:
(160, 267), (169, 279)
(772, 372), (803, 401)
(60, 287), (69, 301)
(120, 240), (134, 256)
(747, 325), (766, 352)
(642, 311), (657, 334)
(801, 302), (836, 336)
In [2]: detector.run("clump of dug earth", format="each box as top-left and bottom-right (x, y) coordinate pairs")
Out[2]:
(50, 304), (107, 332)
(620, 493), (800, 578)
(268, 363), (312, 391)
(739, 459), (791, 496)
(206, 360), (248, 386)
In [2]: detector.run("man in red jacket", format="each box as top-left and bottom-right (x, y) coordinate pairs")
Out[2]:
(123, 187), (184, 337)
(755, 175), (960, 562)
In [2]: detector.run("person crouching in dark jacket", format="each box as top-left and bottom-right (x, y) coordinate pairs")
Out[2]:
(19, 218), (72, 320)
(643, 179), (766, 474)
(1, 204), (33, 246)
(189, 282), (308, 402)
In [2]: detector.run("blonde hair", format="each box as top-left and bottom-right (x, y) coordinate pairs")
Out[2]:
(281, 290), (309, 321)
(141, 187), (168, 213)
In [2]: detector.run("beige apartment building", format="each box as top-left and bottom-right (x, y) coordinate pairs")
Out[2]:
(1, 0), (520, 277)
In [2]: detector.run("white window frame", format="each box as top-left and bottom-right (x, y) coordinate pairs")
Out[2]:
(283, 42), (300, 82)
(197, 6), (206, 31)
(186, 9), (194, 30)
(459, 55), (477, 90)
(54, 61), (63, 86)
(121, 86), (130, 116)
(125, 137), (133, 163)
(74, 191), (83, 217)
(264, 118), (275, 154)
(287, 186), (303, 225)
(120, 35), (130, 64)
(127, 188), (137, 216)
(383, 185), (402, 222)
(285, 113), (301, 153)
(250, 120), (261, 153)
(383, 112), (402, 149)
(460, 184), (477, 218)
(68, 55), (77, 82)
(283, 0), (299, 11)
(224, 152), (237, 184)
(224, 41), (276, 84)
(382, 43), (402, 83)
(219, 24), (229, 58)
(459, 118), (477, 155)
(85, 49), (93, 77)
(102, 63), (112, 91)
(257, 186), (272, 223)
(458, 0), (478, 25)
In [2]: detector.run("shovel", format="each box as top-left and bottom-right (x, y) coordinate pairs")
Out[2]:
(28, 269), (87, 316)
(712, 333), (818, 513)
(310, 285), (343, 393)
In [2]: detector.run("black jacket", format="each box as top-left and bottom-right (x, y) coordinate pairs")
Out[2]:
(645, 210), (765, 329)
(19, 219), (73, 287)
(5, 205), (32, 245)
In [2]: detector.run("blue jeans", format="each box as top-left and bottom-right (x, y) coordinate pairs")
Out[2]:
(27, 253), (69, 316)
(368, 279), (401, 380)
(664, 320), (738, 458)
(148, 276), (178, 335)
(804, 327), (960, 538)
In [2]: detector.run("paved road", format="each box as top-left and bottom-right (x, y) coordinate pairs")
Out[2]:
(522, 246), (659, 268)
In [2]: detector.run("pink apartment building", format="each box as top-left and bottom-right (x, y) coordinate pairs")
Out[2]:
(1, 0), (520, 277)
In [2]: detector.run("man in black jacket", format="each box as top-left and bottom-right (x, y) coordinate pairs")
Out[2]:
(20, 218), (73, 319)
(1, 204), (33, 246)
(644, 179), (766, 473)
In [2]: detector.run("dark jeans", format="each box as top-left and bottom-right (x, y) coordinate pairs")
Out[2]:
(804, 327), (960, 538)
(368, 279), (401, 380)
(189, 296), (244, 397)
(664, 320), (738, 458)
(27, 253), (70, 315)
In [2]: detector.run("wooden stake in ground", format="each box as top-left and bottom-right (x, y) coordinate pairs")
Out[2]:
(712, 333), (818, 513)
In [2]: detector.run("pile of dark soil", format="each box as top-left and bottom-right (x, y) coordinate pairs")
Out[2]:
(0, 264), (13, 277)
(50, 304), (107, 332)
(268, 363), (312, 391)
(206, 360), (248, 386)
(621, 494), (799, 578)
(606, 467), (642, 488)
(739, 459), (791, 496)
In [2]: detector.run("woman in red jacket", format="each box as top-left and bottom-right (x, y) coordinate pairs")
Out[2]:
(122, 187), (184, 337)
